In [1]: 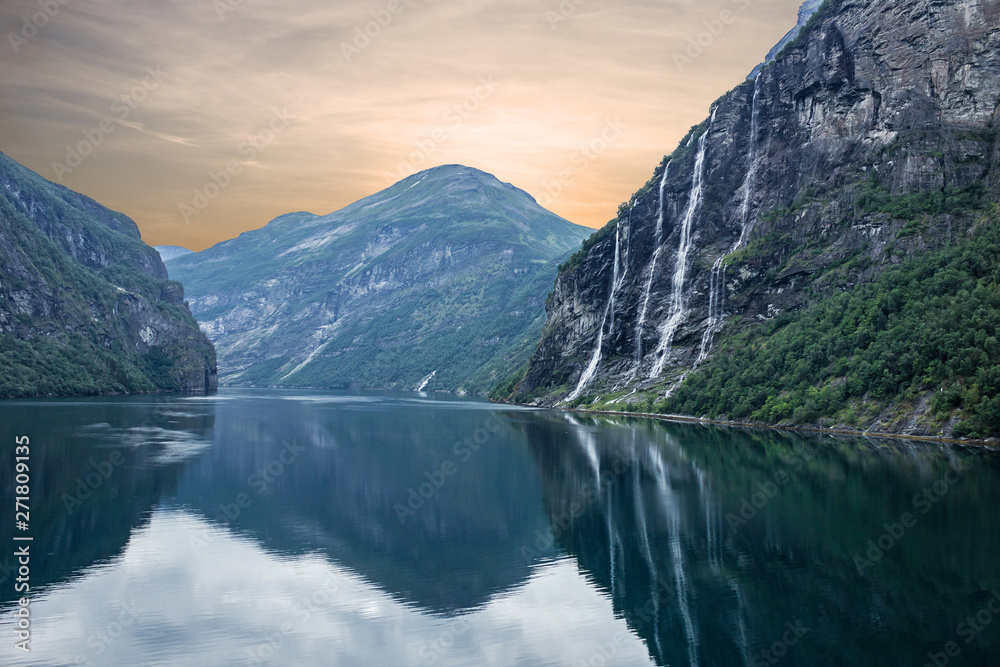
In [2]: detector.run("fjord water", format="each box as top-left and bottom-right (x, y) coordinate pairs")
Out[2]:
(1, 391), (999, 666)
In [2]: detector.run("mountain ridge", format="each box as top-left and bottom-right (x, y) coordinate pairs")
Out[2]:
(167, 164), (591, 393)
(0, 151), (217, 396)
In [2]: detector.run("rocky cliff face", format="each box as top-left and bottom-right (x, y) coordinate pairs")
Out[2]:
(0, 152), (217, 396)
(167, 165), (591, 393)
(516, 0), (1000, 436)
(748, 0), (825, 80)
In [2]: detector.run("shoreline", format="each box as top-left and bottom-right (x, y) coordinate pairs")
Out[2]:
(504, 402), (1000, 448)
(0, 388), (217, 400)
(8, 385), (994, 448)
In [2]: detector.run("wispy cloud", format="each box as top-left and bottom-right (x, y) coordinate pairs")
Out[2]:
(0, 0), (805, 249)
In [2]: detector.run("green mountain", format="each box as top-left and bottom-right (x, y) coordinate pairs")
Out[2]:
(510, 0), (1000, 439)
(0, 152), (217, 396)
(166, 165), (591, 393)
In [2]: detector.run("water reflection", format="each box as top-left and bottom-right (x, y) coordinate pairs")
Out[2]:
(0, 397), (213, 608)
(3, 509), (653, 666)
(169, 392), (555, 615)
(1, 391), (999, 666)
(526, 415), (1000, 666)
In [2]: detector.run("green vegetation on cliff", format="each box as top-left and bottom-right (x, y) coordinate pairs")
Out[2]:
(0, 152), (216, 397)
(661, 212), (1000, 438)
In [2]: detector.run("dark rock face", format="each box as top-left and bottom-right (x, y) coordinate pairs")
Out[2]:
(519, 0), (1000, 423)
(0, 152), (217, 396)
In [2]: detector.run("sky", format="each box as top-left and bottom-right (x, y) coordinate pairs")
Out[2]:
(0, 0), (804, 251)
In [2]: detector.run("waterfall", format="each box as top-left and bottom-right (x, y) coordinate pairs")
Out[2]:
(609, 205), (634, 334)
(416, 370), (437, 392)
(651, 109), (716, 379)
(634, 162), (671, 368)
(737, 75), (764, 249)
(695, 258), (726, 365)
(567, 209), (629, 401)
(696, 77), (763, 366)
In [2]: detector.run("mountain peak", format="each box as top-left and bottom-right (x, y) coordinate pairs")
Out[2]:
(406, 163), (495, 180)
(392, 164), (516, 194)
(165, 162), (592, 393)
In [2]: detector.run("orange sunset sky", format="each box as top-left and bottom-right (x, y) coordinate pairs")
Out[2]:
(1, 0), (804, 251)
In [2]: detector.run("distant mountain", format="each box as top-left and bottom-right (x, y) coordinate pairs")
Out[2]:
(166, 165), (591, 392)
(747, 0), (823, 80)
(154, 245), (193, 262)
(0, 152), (217, 396)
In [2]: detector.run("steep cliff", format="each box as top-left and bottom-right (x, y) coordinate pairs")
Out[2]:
(748, 0), (825, 80)
(167, 165), (591, 393)
(0, 152), (217, 396)
(513, 0), (1000, 438)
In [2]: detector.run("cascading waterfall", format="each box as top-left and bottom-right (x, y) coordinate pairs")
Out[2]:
(634, 162), (671, 368)
(697, 77), (763, 366)
(609, 205), (634, 334)
(736, 76), (764, 249)
(567, 209), (630, 401)
(695, 258), (726, 365)
(416, 370), (437, 392)
(650, 109), (716, 379)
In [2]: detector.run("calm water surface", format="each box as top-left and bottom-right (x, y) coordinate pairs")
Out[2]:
(1, 389), (999, 666)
